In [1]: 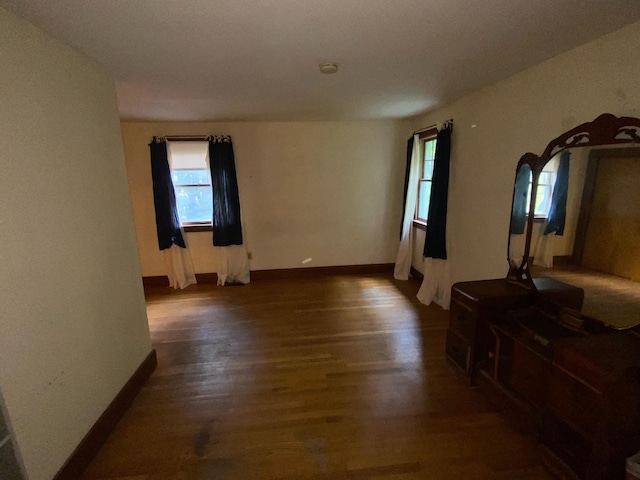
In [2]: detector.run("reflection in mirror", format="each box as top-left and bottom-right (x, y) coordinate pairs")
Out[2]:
(529, 145), (640, 329)
(530, 150), (574, 269)
(509, 163), (532, 269)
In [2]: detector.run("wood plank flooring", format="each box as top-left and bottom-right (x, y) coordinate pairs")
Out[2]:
(82, 274), (551, 480)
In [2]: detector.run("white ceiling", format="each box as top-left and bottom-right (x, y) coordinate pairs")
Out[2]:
(3, 0), (640, 121)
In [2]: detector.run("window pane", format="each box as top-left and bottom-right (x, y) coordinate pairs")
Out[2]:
(534, 185), (552, 216)
(423, 159), (434, 180)
(417, 180), (432, 220)
(424, 139), (436, 161)
(174, 186), (213, 224)
(527, 174), (556, 216)
(172, 169), (211, 186)
(538, 172), (553, 186)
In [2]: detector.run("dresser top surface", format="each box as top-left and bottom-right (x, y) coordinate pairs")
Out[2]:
(452, 279), (532, 300)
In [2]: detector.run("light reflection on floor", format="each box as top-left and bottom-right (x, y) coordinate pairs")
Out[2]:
(349, 277), (430, 417)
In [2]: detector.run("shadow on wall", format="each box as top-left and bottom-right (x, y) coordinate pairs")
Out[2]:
(0, 391), (26, 480)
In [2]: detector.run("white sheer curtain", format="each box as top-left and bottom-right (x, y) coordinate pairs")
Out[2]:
(216, 244), (250, 285)
(532, 226), (555, 268)
(417, 257), (450, 308)
(164, 243), (197, 289)
(533, 156), (560, 268)
(509, 234), (527, 268)
(164, 141), (200, 289)
(394, 135), (421, 280)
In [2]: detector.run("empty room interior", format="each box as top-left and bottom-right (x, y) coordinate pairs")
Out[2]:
(2, 1), (640, 479)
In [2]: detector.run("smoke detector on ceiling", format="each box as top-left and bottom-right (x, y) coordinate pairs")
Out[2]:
(319, 62), (338, 74)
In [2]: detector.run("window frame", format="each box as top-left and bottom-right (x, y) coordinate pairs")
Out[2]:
(413, 129), (438, 230)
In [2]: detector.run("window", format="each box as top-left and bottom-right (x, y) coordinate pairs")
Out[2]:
(528, 158), (558, 218)
(167, 141), (212, 227)
(533, 170), (555, 217)
(416, 136), (437, 222)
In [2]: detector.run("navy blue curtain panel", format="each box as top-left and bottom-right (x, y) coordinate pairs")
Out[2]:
(208, 137), (243, 246)
(149, 138), (186, 250)
(400, 135), (415, 238)
(510, 166), (531, 235)
(544, 150), (570, 235)
(423, 125), (452, 259)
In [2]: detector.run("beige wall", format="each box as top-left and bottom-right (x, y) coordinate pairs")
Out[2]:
(122, 120), (409, 276)
(410, 21), (640, 286)
(0, 9), (152, 480)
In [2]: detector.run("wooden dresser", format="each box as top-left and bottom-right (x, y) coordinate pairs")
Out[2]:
(446, 279), (532, 384)
(453, 114), (640, 479)
(482, 308), (640, 479)
(446, 278), (584, 384)
(447, 278), (640, 479)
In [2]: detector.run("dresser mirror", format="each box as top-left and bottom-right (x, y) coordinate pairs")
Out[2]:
(507, 113), (640, 329)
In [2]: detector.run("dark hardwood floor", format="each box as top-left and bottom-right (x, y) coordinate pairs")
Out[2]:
(82, 273), (551, 479)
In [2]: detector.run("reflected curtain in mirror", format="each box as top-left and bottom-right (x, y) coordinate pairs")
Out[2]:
(510, 165), (531, 235)
(208, 137), (244, 246)
(149, 137), (186, 250)
(544, 150), (570, 235)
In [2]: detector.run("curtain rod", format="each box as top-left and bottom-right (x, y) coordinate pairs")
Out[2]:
(413, 125), (437, 135)
(164, 135), (209, 141)
(153, 134), (233, 144)
(413, 118), (453, 136)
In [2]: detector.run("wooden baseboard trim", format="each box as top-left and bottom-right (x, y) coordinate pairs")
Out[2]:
(143, 264), (395, 287)
(53, 349), (157, 480)
(552, 255), (573, 267)
(410, 266), (424, 282)
(142, 273), (219, 288)
(142, 276), (170, 288)
(250, 263), (394, 281)
(195, 273), (218, 284)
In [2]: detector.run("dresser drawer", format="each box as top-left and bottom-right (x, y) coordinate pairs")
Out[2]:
(508, 340), (551, 408)
(449, 298), (476, 341)
(547, 367), (603, 438)
(446, 330), (471, 375)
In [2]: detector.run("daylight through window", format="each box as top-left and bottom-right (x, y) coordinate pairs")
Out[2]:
(527, 157), (558, 218)
(167, 141), (212, 226)
(416, 136), (437, 222)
